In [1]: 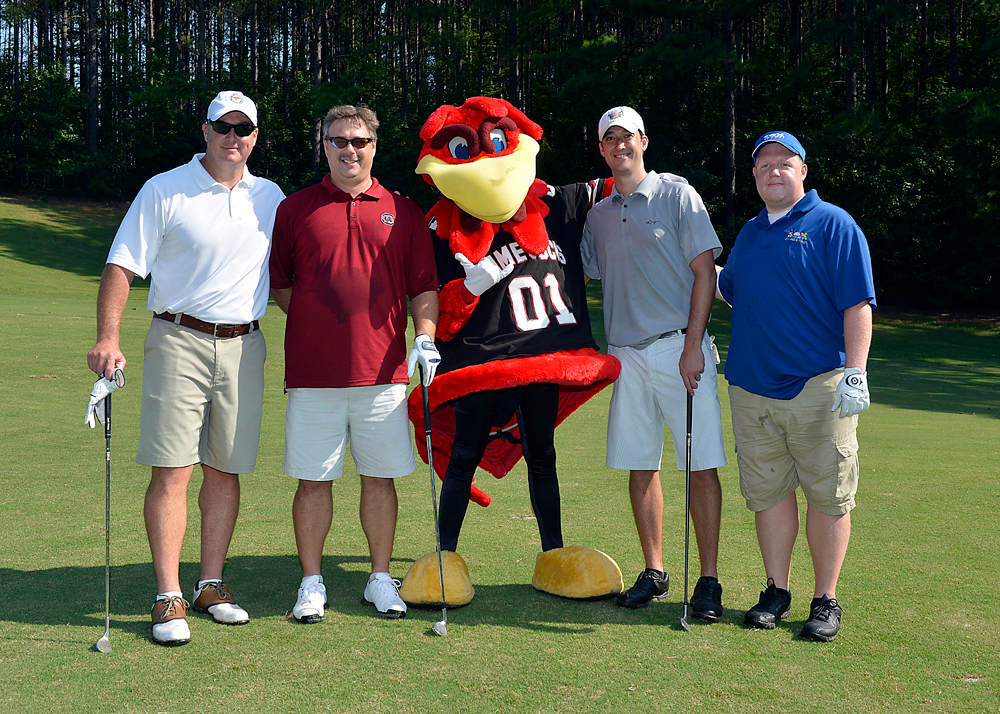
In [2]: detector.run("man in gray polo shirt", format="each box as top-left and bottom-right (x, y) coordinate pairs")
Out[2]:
(581, 106), (727, 618)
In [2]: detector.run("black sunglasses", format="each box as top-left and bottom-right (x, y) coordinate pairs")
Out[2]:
(325, 136), (375, 149)
(210, 120), (257, 137)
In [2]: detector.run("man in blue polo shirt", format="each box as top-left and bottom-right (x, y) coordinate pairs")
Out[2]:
(718, 131), (875, 642)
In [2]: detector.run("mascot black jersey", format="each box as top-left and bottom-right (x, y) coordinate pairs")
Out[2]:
(433, 182), (598, 373)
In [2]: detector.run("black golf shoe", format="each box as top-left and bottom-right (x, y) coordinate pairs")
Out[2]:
(744, 578), (791, 629)
(617, 568), (669, 609)
(690, 576), (723, 622)
(801, 594), (842, 642)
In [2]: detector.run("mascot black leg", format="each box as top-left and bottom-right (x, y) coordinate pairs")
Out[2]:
(439, 390), (499, 551)
(518, 383), (563, 551)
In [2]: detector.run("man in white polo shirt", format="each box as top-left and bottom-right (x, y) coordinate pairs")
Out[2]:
(87, 91), (285, 646)
(581, 106), (728, 619)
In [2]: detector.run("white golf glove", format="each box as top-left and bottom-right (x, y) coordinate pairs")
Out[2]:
(832, 367), (870, 418)
(407, 334), (441, 386)
(455, 252), (515, 297)
(85, 370), (125, 428)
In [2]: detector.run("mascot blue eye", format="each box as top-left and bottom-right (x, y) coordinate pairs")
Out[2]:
(490, 129), (508, 152)
(448, 136), (471, 160)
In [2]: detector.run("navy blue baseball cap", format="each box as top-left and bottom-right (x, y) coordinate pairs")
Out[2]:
(752, 131), (806, 162)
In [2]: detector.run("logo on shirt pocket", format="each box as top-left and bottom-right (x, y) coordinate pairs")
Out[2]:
(382, 213), (395, 226)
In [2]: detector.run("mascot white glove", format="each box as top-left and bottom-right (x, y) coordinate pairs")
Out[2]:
(407, 334), (441, 386)
(84, 370), (125, 428)
(455, 252), (515, 296)
(832, 367), (870, 418)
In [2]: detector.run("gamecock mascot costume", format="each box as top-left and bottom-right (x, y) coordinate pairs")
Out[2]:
(399, 97), (624, 607)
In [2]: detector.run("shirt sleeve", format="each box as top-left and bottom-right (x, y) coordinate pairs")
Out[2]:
(676, 184), (723, 266)
(405, 202), (439, 299)
(580, 220), (601, 280)
(106, 180), (166, 279)
(269, 197), (295, 290)
(828, 221), (877, 312)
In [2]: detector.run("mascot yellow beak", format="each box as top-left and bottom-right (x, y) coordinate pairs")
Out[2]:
(415, 135), (539, 223)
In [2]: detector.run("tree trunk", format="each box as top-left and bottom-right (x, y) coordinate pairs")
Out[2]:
(845, 0), (857, 113)
(723, 6), (736, 240)
(948, 0), (958, 87)
(508, 0), (518, 103)
(311, 2), (323, 173)
(85, 0), (98, 157)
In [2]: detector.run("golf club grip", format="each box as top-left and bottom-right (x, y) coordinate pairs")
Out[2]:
(418, 365), (432, 436)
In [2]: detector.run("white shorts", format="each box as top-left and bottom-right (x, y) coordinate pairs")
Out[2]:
(606, 333), (727, 472)
(283, 384), (416, 481)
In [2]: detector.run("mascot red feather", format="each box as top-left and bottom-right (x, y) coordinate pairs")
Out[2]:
(399, 97), (625, 606)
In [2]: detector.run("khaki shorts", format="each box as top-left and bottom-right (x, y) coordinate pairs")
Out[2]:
(137, 318), (266, 474)
(729, 369), (859, 516)
(283, 384), (416, 481)
(606, 333), (727, 473)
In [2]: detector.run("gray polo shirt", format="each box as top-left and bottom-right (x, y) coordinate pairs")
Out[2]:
(581, 171), (722, 348)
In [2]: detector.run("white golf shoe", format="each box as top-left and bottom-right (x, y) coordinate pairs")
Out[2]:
(362, 572), (407, 619)
(293, 575), (327, 624)
(151, 595), (191, 646)
(192, 580), (250, 625)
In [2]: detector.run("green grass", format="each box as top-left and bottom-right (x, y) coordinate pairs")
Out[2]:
(0, 196), (998, 713)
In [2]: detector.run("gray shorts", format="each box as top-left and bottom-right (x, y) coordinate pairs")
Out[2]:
(729, 369), (860, 515)
(137, 318), (266, 474)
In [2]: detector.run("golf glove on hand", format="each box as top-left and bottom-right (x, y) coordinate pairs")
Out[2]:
(832, 367), (870, 418)
(85, 371), (124, 428)
(455, 252), (515, 297)
(407, 334), (441, 386)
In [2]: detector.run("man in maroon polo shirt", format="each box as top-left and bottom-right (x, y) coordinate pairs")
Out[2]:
(270, 104), (440, 622)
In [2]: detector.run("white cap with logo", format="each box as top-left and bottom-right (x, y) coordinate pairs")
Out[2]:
(598, 106), (645, 138)
(207, 91), (258, 126)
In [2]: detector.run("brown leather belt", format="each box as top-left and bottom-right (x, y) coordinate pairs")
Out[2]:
(154, 312), (259, 339)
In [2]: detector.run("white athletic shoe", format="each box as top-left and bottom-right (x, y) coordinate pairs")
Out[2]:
(192, 581), (250, 625)
(362, 572), (407, 619)
(293, 576), (327, 624)
(151, 596), (192, 646)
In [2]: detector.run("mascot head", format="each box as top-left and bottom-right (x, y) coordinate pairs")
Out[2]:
(416, 97), (543, 224)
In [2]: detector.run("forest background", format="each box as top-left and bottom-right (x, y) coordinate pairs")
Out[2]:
(1, 0), (998, 308)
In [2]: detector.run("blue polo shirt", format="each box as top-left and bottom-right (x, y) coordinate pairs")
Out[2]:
(719, 190), (876, 399)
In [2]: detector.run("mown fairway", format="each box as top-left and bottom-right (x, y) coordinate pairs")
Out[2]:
(1, 197), (997, 713)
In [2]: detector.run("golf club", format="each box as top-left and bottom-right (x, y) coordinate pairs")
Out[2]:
(419, 365), (448, 637)
(96, 368), (124, 653)
(680, 390), (693, 633)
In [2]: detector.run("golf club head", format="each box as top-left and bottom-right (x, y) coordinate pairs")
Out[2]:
(96, 635), (112, 653)
(680, 604), (691, 632)
(431, 620), (448, 637)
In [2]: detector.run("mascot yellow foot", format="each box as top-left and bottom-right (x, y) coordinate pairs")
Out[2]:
(531, 546), (624, 600)
(399, 551), (475, 608)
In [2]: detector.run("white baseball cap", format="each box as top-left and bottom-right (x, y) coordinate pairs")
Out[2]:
(598, 106), (645, 138)
(207, 91), (258, 126)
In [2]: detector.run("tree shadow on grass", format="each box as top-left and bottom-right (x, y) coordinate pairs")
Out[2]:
(710, 307), (998, 420)
(0, 198), (124, 279)
(866, 319), (999, 419)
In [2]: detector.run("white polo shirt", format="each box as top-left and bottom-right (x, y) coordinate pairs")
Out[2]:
(107, 154), (285, 324)
(581, 171), (722, 348)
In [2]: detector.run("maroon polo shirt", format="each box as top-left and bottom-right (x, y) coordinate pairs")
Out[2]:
(270, 175), (437, 388)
